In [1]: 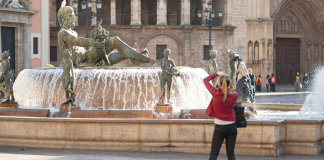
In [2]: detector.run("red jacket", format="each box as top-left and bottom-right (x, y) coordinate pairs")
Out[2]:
(270, 76), (277, 84)
(204, 73), (237, 121)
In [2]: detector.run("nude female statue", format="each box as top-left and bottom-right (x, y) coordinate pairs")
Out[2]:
(158, 48), (180, 105)
(208, 50), (219, 88)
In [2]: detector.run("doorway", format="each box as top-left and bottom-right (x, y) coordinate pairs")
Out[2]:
(275, 38), (300, 84)
(1, 27), (15, 71)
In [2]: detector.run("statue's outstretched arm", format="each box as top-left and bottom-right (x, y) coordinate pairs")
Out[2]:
(105, 36), (160, 66)
(59, 30), (93, 47)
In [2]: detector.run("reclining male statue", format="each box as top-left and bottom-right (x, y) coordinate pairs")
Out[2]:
(57, 3), (160, 67)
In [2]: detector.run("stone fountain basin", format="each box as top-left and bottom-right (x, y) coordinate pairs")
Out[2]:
(0, 116), (323, 157)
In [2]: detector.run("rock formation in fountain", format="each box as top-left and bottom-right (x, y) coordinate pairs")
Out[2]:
(207, 50), (219, 88)
(57, 5), (160, 67)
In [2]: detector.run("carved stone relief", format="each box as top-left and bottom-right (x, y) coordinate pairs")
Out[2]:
(254, 41), (259, 61)
(276, 11), (303, 34)
(268, 43), (273, 60)
(7, 0), (24, 9)
(307, 40), (311, 60)
(248, 41), (253, 61)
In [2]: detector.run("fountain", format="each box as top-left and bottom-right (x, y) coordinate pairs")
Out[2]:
(2, 2), (324, 157)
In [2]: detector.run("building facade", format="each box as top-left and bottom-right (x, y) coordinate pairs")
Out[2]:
(49, 0), (324, 84)
(0, 0), (49, 74)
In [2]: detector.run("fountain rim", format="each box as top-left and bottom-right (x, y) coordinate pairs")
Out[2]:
(33, 66), (193, 70)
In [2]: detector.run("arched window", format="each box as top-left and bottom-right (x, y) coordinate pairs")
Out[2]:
(212, 0), (224, 26)
(116, 0), (131, 25)
(191, 0), (202, 25)
(141, 0), (157, 25)
(167, 0), (180, 25)
(97, 0), (111, 25)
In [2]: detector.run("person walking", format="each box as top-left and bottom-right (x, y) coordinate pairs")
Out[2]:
(270, 74), (276, 92)
(294, 72), (301, 92)
(255, 75), (262, 92)
(248, 68), (256, 102)
(303, 73), (309, 92)
(204, 72), (238, 160)
(266, 75), (270, 92)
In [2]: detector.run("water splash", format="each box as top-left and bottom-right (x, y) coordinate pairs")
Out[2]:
(13, 67), (212, 110)
(300, 66), (324, 118)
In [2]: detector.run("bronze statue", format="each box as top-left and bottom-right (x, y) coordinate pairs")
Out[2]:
(91, 19), (111, 66)
(158, 47), (180, 105)
(228, 50), (240, 92)
(207, 50), (219, 88)
(61, 49), (76, 104)
(57, 3), (159, 67)
(0, 51), (14, 102)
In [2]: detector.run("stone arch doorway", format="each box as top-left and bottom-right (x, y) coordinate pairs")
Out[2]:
(142, 34), (181, 64)
(272, 0), (324, 84)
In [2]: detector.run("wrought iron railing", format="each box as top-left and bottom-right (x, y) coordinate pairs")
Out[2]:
(167, 14), (180, 25)
(116, 14), (131, 25)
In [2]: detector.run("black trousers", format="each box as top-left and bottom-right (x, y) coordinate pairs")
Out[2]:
(270, 84), (276, 92)
(256, 85), (261, 92)
(266, 84), (269, 92)
(209, 122), (238, 160)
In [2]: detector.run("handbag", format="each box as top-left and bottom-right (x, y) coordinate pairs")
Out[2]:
(234, 104), (247, 128)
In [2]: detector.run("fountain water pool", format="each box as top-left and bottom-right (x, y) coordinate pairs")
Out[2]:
(13, 67), (211, 111)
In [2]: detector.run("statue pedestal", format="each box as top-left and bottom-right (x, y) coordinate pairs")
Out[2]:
(154, 104), (173, 113)
(60, 104), (81, 113)
(0, 101), (18, 108)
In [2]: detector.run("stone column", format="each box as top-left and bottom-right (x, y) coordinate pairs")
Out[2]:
(181, 0), (190, 26)
(91, 3), (97, 26)
(0, 23), (1, 53)
(131, 0), (141, 25)
(156, 0), (167, 25)
(111, 0), (117, 25)
(50, 0), (57, 27)
(201, 0), (207, 21)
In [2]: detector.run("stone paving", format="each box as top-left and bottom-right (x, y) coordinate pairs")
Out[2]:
(255, 92), (309, 104)
(0, 147), (324, 160)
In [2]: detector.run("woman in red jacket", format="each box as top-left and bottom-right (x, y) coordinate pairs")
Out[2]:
(204, 72), (238, 160)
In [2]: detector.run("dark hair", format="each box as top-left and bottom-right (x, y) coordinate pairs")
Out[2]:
(267, 75), (270, 78)
(259, 75), (261, 78)
(272, 74), (274, 76)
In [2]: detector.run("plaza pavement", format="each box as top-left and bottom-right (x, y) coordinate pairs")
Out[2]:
(0, 147), (323, 160)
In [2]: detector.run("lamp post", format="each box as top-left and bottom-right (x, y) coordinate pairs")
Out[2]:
(197, 1), (223, 51)
(72, 0), (102, 49)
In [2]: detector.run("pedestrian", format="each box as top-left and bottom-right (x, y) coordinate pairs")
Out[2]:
(270, 74), (276, 92)
(248, 68), (256, 102)
(266, 75), (270, 92)
(294, 72), (301, 92)
(255, 75), (262, 92)
(303, 73), (309, 91)
(204, 72), (238, 160)
(236, 75), (250, 103)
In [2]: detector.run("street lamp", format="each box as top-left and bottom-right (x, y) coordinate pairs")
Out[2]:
(197, 1), (223, 51)
(72, 0), (102, 49)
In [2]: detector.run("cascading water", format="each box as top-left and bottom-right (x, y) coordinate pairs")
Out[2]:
(300, 67), (324, 118)
(13, 67), (212, 110)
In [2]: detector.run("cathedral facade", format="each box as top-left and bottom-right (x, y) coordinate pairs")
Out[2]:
(49, 0), (324, 84)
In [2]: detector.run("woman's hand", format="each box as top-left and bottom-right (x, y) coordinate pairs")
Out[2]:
(217, 72), (225, 77)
